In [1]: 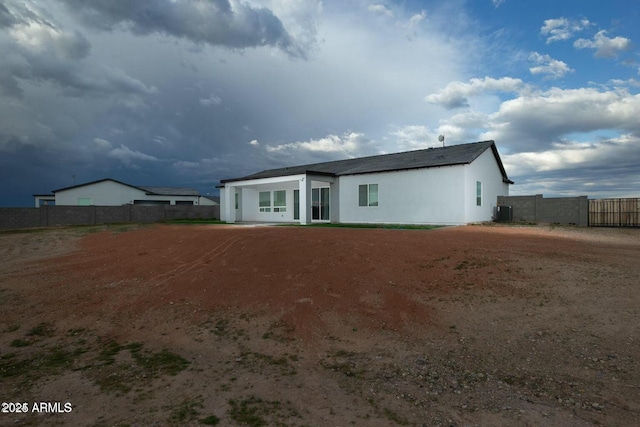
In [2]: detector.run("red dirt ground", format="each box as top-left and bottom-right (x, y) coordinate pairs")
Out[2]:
(1, 224), (639, 426)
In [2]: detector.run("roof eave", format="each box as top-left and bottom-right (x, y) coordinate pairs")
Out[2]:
(488, 142), (513, 185)
(220, 169), (335, 185)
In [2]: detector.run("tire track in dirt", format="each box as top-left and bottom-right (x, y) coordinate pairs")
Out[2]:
(57, 230), (261, 325)
(147, 232), (256, 287)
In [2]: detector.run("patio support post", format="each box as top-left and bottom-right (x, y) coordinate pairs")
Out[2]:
(299, 176), (312, 225)
(224, 185), (236, 223)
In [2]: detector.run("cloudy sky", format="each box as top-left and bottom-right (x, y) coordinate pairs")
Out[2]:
(1, 0), (639, 206)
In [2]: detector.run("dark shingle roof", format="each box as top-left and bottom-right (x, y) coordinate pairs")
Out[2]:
(139, 186), (200, 196)
(222, 140), (513, 184)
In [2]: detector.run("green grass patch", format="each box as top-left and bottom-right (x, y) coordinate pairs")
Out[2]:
(133, 348), (190, 376)
(42, 346), (75, 369)
(73, 223), (147, 235)
(92, 340), (190, 392)
(1, 328), (190, 396)
(0, 345), (73, 379)
(4, 324), (20, 333)
(294, 222), (441, 230)
(199, 414), (221, 425)
(0, 354), (32, 378)
(27, 322), (54, 337)
(98, 340), (125, 365)
(164, 219), (226, 225)
(0, 228), (53, 235)
(228, 396), (271, 427)
(169, 396), (204, 424)
(227, 396), (300, 426)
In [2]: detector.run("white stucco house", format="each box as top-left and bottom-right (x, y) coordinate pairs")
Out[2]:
(219, 140), (513, 226)
(34, 178), (218, 207)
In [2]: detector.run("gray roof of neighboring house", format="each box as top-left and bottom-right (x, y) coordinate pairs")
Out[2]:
(53, 178), (201, 196)
(138, 186), (200, 196)
(221, 140), (513, 184)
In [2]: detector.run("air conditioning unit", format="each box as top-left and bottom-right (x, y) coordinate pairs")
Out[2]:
(496, 205), (513, 222)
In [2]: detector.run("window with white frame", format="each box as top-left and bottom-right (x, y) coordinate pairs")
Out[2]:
(259, 190), (287, 212)
(476, 181), (482, 206)
(273, 190), (286, 212)
(358, 184), (378, 207)
(259, 191), (271, 212)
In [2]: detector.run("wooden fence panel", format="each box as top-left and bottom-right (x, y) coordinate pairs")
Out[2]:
(589, 198), (640, 227)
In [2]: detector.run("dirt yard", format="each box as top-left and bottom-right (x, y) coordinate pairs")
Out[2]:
(0, 223), (639, 426)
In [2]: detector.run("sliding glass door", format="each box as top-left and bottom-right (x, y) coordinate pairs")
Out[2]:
(294, 187), (330, 221)
(311, 187), (330, 221)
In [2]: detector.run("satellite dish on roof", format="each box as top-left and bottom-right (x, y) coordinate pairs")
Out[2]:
(438, 135), (445, 147)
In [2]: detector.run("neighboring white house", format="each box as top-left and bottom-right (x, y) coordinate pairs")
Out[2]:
(34, 178), (218, 207)
(219, 140), (513, 226)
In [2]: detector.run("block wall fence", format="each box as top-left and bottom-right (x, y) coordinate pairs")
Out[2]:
(0, 205), (219, 230)
(497, 194), (589, 226)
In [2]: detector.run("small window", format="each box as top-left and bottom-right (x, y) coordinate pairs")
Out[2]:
(359, 185), (368, 207)
(358, 184), (378, 207)
(476, 181), (482, 206)
(369, 184), (378, 207)
(235, 193), (239, 210)
(77, 197), (91, 206)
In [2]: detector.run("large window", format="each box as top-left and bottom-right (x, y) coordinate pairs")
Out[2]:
(476, 181), (482, 206)
(358, 184), (378, 207)
(259, 191), (271, 212)
(259, 190), (287, 213)
(273, 190), (286, 212)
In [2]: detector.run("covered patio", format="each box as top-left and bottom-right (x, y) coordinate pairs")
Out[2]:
(220, 172), (338, 225)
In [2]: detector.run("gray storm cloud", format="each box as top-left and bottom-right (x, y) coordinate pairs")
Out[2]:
(56, 0), (308, 58)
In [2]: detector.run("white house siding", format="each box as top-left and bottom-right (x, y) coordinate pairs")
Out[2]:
(55, 180), (201, 206)
(338, 165), (468, 225)
(55, 181), (146, 206)
(463, 149), (510, 223)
